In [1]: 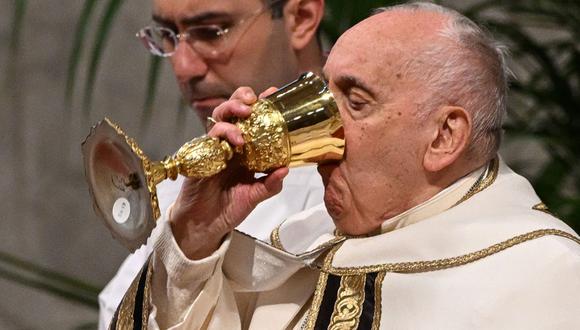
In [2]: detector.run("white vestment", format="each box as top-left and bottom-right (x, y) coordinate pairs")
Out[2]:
(98, 166), (324, 329)
(111, 159), (580, 329)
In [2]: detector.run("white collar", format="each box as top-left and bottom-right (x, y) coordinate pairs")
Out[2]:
(380, 164), (486, 234)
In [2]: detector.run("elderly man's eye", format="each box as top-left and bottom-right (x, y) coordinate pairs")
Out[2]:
(347, 92), (368, 111)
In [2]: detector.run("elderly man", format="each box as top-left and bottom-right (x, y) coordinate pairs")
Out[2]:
(110, 3), (580, 329)
(98, 0), (326, 328)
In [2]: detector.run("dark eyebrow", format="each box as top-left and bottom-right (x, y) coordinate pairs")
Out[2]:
(334, 74), (376, 98)
(152, 11), (232, 28)
(152, 15), (175, 28)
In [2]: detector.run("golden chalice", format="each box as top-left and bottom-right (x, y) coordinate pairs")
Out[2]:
(82, 72), (343, 251)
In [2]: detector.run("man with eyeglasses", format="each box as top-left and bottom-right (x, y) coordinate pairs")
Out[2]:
(98, 0), (326, 328)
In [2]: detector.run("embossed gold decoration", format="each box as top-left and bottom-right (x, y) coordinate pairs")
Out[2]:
(329, 275), (366, 330)
(111, 259), (151, 330)
(113, 273), (136, 330)
(82, 72), (343, 251)
(236, 99), (290, 171)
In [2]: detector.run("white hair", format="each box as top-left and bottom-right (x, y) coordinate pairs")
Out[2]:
(375, 2), (511, 161)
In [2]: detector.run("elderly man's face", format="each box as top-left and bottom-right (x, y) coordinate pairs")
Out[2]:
(319, 12), (445, 235)
(153, 0), (299, 119)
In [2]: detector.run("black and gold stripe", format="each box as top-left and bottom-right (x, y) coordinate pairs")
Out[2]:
(306, 271), (386, 330)
(109, 257), (151, 330)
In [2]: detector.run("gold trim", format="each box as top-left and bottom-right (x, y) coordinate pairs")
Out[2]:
(453, 157), (499, 207)
(371, 272), (386, 330)
(114, 288), (135, 329)
(140, 261), (152, 329)
(110, 260), (152, 330)
(113, 264), (141, 329)
(329, 275), (366, 330)
(270, 224), (285, 251)
(269, 223), (346, 255)
(323, 229), (580, 276)
(310, 236), (348, 254)
(532, 202), (553, 216)
(303, 272), (329, 330)
(303, 244), (342, 330)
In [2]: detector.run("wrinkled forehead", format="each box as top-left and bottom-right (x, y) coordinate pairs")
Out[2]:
(325, 20), (403, 87)
(325, 11), (446, 85)
(153, 0), (263, 23)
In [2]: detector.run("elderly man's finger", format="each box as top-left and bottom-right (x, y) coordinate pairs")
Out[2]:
(230, 86), (258, 104)
(258, 87), (279, 99)
(249, 167), (289, 205)
(263, 167), (289, 194)
(207, 122), (245, 146)
(212, 99), (252, 122)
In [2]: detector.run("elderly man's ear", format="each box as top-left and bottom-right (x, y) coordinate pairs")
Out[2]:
(283, 0), (325, 50)
(423, 106), (472, 172)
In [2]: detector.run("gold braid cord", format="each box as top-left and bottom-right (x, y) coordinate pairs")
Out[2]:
(371, 272), (386, 330)
(303, 245), (341, 329)
(270, 223), (285, 251)
(323, 229), (580, 276)
(452, 157), (499, 207)
(269, 222), (346, 254)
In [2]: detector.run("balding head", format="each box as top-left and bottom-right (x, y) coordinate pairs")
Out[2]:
(320, 3), (509, 234)
(373, 2), (509, 162)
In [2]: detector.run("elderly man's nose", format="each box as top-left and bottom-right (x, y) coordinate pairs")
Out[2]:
(171, 42), (209, 83)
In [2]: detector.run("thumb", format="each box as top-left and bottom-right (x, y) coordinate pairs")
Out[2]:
(249, 167), (289, 205)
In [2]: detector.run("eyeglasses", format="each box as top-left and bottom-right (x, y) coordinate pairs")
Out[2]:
(136, 0), (284, 60)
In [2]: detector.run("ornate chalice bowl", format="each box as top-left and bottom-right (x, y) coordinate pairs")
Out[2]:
(82, 72), (343, 251)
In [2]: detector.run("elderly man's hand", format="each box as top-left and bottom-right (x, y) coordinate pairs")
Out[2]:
(169, 87), (288, 260)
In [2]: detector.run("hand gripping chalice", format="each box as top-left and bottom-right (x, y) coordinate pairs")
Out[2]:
(82, 72), (344, 251)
